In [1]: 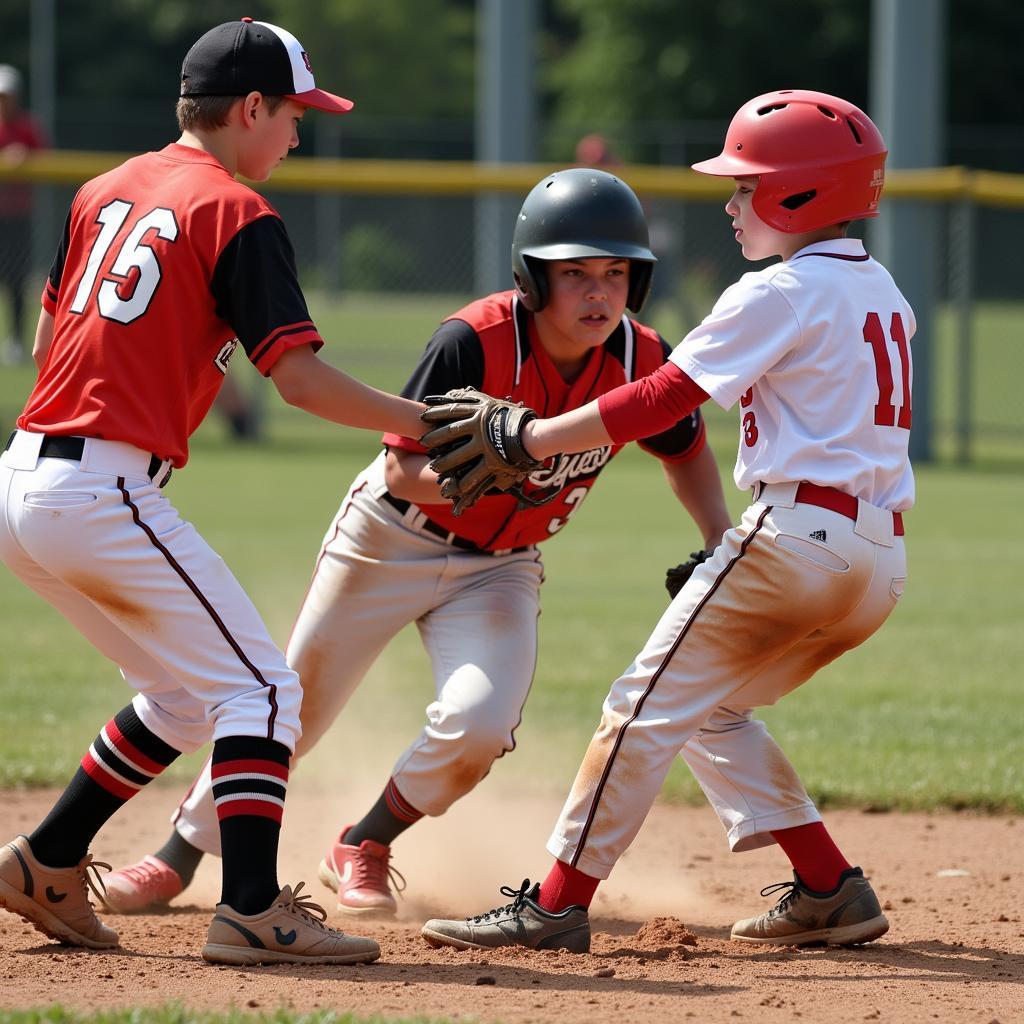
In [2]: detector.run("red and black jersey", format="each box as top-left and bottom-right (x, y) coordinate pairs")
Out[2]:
(382, 291), (706, 551)
(20, 143), (322, 467)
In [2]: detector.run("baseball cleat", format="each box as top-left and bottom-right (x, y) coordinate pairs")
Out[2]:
(201, 881), (380, 966)
(0, 835), (119, 949)
(730, 866), (889, 946)
(421, 878), (591, 953)
(99, 854), (184, 914)
(317, 827), (405, 917)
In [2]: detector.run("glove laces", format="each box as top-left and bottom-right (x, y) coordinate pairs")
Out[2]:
(471, 878), (533, 923)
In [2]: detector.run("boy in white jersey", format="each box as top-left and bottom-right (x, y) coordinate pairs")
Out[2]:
(419, 89), (913, 953)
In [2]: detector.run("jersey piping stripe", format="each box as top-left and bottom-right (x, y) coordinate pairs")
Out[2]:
(792, 252), (871, 262)
(116, 479), (280, 739)
(511, 295), (527, 386)
(621, 316), (636, 384)
(569, 505), (772, 868)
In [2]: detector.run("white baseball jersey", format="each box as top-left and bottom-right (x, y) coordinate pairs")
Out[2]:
(670, 238), (915, 510)
(546, 239), (914, 878)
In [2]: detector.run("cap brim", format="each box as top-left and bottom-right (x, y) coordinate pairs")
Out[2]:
(691, 153), (773, 177)
(288, 88), (354, 114)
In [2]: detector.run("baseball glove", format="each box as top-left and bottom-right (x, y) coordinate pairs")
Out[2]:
(419, 387), (544, 517)
(665, 549), (714, 600)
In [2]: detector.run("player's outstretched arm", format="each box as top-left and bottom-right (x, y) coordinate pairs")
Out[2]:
(521, 362), (709, 461)
(270, 344), (425, 440)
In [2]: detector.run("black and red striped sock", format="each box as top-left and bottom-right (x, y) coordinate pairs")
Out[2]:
(343, 777), (423, 847)
(29, 705), (180, 868)
(212, 736), (290, 915)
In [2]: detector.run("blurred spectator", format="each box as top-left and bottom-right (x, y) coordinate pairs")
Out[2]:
(574, 132), (622, 169)
(213, 371), (264, 442)
(0, 65), (47, 366)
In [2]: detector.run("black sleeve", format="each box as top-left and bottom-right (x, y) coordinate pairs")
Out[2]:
(209, 215), (316, 358)
(47, 206), (74, 295)
(397, 318), (485, 400)
(636, 333), (706, 459)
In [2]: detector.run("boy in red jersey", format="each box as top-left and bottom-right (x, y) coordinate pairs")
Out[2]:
(99, 168), (733, 920)
(0, 19), (425, 965)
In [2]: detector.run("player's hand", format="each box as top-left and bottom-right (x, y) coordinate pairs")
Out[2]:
(419, 388), (543, 516)
(665, 549), (714, 600)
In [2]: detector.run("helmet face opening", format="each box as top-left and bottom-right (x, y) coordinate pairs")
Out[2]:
(692, 90), (887, 233)
(512, 168), (656, 312)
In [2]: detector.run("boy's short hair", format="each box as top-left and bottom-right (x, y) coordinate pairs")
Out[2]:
(176, 94), (286, 132)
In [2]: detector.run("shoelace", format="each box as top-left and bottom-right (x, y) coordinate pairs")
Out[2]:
(79, 856), (112, 906)
(759, 880), (799, 916)
(470, 878), (532, 923)
(352, 846), (408, 900)
(280, 881), (331, 931)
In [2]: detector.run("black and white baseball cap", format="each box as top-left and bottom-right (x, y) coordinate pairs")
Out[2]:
(180, 18), (353, 114)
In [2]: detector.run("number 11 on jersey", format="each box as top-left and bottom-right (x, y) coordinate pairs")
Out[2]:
(863, 311), (912, 429)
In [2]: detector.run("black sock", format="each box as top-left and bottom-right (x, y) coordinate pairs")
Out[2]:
(153, 829), (205, 888)
(30, 705), (179, 868)
(212, 735), (290, 915)
(344, 777), (423, 847)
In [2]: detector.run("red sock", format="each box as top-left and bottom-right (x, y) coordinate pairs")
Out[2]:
(537, 859), (600, 912)
(770, 821), (852, 893)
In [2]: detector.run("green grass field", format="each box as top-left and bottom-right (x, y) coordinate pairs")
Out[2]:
(0, 1011), (453, 1024)
(0, 292), (1021, 811)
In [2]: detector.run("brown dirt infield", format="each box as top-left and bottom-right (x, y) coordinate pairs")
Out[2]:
(1, 783), (1021, 1024)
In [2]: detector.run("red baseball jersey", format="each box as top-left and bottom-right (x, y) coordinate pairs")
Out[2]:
(382, 291), (706, 550)
(20, 143), (322, 467)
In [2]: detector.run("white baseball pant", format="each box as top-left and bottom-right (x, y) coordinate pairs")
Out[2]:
(0, 430), (301, 754)
(172, 453), (545, 854)
(547, 482), (907, 878)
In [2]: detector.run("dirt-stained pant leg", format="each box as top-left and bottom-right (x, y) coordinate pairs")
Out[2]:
(0, 454), (301, 756)
(172, 460), (543, 851)
(392, 549), (543, 816)
(547, 498), (907, 879)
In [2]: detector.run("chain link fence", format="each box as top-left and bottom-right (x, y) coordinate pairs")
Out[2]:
(1, 161), (1021, 462)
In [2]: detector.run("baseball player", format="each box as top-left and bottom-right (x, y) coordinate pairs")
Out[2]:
(97, 168), (733, 918)
(0, 19), (428, 965)
(419, 90), (913, 952)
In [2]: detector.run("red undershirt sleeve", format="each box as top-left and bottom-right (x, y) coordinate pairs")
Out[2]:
(597, 361), (710, 445)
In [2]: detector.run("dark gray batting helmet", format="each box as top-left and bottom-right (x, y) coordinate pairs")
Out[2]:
(511, 168), (656, 313)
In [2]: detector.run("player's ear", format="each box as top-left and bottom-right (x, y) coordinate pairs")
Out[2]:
(240, 92), (262, 125)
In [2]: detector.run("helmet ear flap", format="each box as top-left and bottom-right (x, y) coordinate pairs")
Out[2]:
(514, 255), (548, 312)
(627, 261), (654, 314)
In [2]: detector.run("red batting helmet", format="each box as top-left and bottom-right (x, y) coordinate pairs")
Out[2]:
(691, 89), (887, 233)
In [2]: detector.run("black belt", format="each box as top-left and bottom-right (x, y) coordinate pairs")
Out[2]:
(381, 491), (530, 556)
(5, 431), (171, 485)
